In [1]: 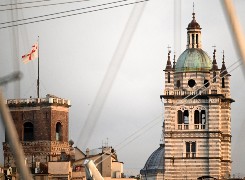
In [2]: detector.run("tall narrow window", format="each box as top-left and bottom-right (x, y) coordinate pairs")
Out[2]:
(192, 34), (194, 48)
(191, 142), (196, 158)
(56, 122), (62, 141)
(186, 142), (190, 158)
(222, 77), (225, 88)
(196, 34), (198, 48)
(177, 80), (181, 88)
(194, 110), (200, 125)
(201, 110), (206, 124)
(186, 141), (196, 158)
(213, 72), (217, 83)
(167, 72), (170, 83)
(178, 110), (183, 130)
(178, 110), (183, 124)
(23, 122), (34, 141)
(201, 110), (206, 129)
(183, 110), (189, 124)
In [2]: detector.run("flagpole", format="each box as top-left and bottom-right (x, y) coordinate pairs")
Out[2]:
(37, 36), (40, 98)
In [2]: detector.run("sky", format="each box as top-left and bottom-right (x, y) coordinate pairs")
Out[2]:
(0, 0), (245, 177)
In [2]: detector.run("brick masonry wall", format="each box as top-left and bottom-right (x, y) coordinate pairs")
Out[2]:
(3, 101), (71, 168)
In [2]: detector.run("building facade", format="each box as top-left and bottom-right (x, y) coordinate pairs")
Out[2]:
(160, 12), (234, 179)
(73, 146), (125, 179)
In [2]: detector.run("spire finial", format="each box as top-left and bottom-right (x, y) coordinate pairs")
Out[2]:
(212, 45), (216, 59)
(167, 45), (171, 53)
(222, 50), (225, 63)
(167, 45), (171, 58)
(192, 2), (195, 19)
(165, 45), (172, 70)
(193, 2), (195, 13)
(211, 45), (218, 71)
(220, 50), (228, 76)
(173, 52), (176, 70)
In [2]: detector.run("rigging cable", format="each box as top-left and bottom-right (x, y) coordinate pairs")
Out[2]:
(0, 0), (65, 6)
(0, 0), (90, 11)
(0, 0), (138, 25)
(0, 0), (149, 30)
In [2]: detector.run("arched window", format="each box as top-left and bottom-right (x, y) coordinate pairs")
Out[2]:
(201, 110), (206, 124)
(178, 110), (183, 124)
(194, 109), (206, 129)
(222, 77), (225, 88)
(23, 122), (34, 141)
(184, 110), (189, 124)
(167, 72), (170, 83)
(194, 110), (200, 124)
(56, 122), (62, 141)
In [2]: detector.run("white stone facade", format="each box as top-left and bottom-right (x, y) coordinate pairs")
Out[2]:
(161, 12), (234, 180)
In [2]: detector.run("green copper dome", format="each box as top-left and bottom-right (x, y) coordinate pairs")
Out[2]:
(175, 48), (212, 72)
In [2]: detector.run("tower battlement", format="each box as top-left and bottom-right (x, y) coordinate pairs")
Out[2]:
(6, 94), (71, 107)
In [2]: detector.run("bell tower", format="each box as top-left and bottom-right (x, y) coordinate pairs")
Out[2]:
(160, 11), (234, 179)
(3, 94), (72, 174)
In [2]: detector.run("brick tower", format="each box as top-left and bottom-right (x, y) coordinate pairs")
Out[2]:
(3, 94), (71, 173)
(160, 12), (234, 179)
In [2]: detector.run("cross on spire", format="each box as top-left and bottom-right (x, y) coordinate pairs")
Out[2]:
(167, 45), (171, 53)
(222, 50), (225, 63)
(192, 2), (195, 19)
(165, 45), (172, 70)
(193, 2), (195, 13)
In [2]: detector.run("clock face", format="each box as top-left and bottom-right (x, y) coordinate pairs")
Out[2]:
(188, 79), (196, 88)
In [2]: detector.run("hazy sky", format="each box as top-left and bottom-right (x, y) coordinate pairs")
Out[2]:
(0, 0), (245, 177)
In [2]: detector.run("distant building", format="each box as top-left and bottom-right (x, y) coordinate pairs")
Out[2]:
(140, 144), (164, 180)
(141, 10), (234, 180)
(73, 146), (125, 179)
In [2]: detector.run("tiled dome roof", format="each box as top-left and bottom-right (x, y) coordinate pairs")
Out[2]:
(175, 48), (212, 72)
(140, 144), (164, 175)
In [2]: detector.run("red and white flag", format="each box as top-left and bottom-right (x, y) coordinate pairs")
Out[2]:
(22, 42), (38, 64)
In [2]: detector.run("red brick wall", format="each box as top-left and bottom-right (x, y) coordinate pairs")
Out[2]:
(7, 105), (69, 142)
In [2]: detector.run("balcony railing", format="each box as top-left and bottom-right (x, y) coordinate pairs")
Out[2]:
(178, 124), (189, 130)
(177, 124), (207, 130)
(185, 152), (196, 158)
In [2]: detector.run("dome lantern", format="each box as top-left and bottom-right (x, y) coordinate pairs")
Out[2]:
(186, 10), (202, 49)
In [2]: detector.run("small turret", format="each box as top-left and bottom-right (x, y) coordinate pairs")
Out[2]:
(186, 5), (202, 49)
(165, 50), (172, 71)
(172, 53), (176, 70)
(220, 51), (229, 76)
(211, 48), (218, 71)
